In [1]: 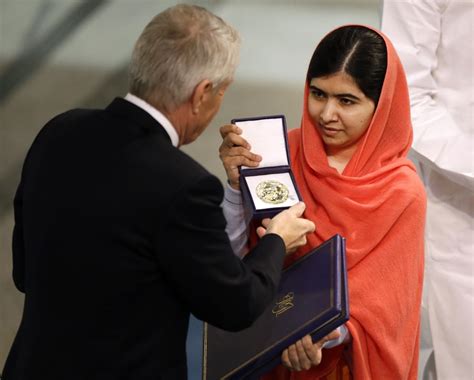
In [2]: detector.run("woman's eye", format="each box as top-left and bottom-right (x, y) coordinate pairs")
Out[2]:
(340, 98), (354, 105)
(310, 89), (325, 98)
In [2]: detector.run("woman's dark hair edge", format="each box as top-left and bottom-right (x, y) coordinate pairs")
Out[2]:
(307, 26), (387, 105)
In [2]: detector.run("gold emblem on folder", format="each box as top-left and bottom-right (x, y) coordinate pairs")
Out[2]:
(272, 292), (295, 317)
(256, 180), (289, 204)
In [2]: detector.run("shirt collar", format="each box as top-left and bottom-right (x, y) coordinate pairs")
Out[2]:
(124, 93), (179, 147)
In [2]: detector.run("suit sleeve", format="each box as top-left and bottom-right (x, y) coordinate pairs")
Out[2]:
(12, 179), (26, 293)
(156, 174), (285, 331)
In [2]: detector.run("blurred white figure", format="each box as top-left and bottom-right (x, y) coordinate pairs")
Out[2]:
(381, 1), (473, 379)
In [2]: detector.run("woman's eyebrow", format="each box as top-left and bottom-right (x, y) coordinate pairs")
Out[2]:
(335, 93), (360, 101)
(310, 85), (361, 101)
(309, 85), (327, 95)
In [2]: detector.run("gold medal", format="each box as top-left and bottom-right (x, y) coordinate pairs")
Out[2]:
(256, 180), (289, 204)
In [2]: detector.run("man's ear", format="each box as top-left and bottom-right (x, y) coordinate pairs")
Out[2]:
(191, 79), (213, 115)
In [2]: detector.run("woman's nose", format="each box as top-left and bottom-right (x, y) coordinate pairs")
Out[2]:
(320, 100), (338, 123)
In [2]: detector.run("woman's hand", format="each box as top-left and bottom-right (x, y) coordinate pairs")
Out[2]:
(218, 124), (262, 190)
(281, 329), (341, 371)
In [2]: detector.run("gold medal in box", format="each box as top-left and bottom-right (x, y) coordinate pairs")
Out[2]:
(232, 115), (303, 220)
(256, 180), (289, 204)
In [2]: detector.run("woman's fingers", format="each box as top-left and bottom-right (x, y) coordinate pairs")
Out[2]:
(220, 133), (251, 151)
(282, 349), (291, 370)
(219, 124), (240, 139)
(218, 124), (263, 189)
(302, 335), (320, 366)
(220, 146), (261, 163)
(287, 344), (301, 371)
(295, 339), (312, 370)
(281, 334), (327, 372)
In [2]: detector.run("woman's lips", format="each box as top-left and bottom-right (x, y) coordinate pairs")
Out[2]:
(320, 125), (342, 137)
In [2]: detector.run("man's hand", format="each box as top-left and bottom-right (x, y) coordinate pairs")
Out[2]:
(258, 202), (315, 253)
(281, 329), (341, 371)
(218, 124), (262, 190)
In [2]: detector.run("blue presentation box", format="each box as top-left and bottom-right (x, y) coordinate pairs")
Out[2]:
(202, 234), (349, 379)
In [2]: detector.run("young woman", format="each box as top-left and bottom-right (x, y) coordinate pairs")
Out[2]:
(219, 25), (426, 379)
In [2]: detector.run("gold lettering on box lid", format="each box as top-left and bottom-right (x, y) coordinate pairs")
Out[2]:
(272, 292), (294, 317)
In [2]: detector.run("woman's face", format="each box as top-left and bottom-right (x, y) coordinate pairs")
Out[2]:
(308, 71), (375, 156)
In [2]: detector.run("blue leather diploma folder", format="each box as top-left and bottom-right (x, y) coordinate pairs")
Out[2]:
(202, 234), (349, 379)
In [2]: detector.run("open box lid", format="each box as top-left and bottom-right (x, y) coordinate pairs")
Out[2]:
(232, 115), (289, 170)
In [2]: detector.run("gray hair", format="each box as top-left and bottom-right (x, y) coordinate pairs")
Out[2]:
(128, 4), (241, 112)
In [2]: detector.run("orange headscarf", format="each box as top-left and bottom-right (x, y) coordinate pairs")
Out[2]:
(264, 26), (426, 380)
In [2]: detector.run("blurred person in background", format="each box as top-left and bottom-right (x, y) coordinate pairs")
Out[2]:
(382, 1), (473, 379)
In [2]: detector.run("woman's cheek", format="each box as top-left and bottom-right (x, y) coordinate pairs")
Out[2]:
(307, 99), (320, 123)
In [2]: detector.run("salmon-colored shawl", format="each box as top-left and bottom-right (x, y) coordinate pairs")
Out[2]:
(264, 26), (426, 380)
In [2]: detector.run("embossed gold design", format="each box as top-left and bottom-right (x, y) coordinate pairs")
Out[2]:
(272, 292), (295, 317)
(256, 180), (289, 204)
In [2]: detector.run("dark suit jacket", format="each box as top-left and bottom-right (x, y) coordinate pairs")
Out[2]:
(3, 98), (285, 380)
